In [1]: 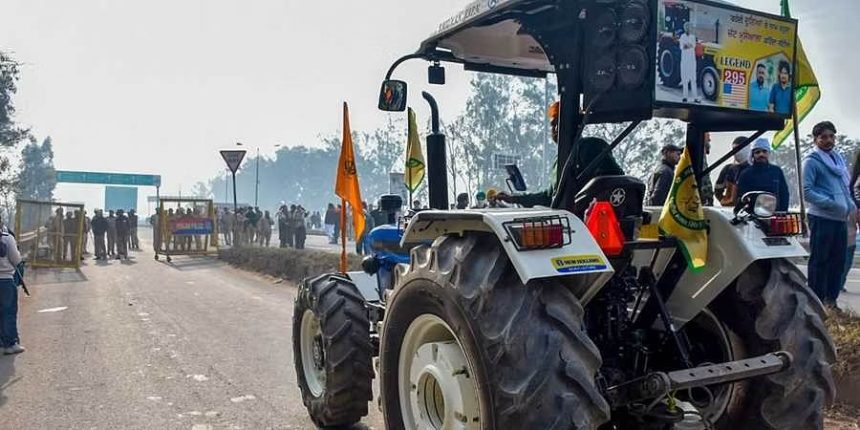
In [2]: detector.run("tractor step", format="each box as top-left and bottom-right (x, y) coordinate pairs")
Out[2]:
(605, 351), (792, 407)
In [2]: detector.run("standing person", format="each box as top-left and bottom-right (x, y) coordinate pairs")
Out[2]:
(803, 121), (856, 308)
(735, 139), (790, 212)
(128, 209), (140, 250)
(48, 208), (64, 263)
(92, 209), (108, 260)
(107, 210), (117, 257)
(284, 205), (296, 248)
(115, 209), (130, 260)
(0, 226), (24, 354)
(150, 208), (162, 254)
(679, 22), (700, 104)
(277, 206), (289, 248)
(715, 137), (751, 207)
(62, 212), (78, 262)
(648, 144), (683, 206)
(324, 203), (337, 244)
(258, 211), (273, 247)
(82, 210), (91, 256)
(333, 205), (342, 245)
(295, 206), (308, 250)
(355, 202), (374, 255)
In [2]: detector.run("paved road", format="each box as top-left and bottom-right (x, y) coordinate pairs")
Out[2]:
(0, 239), (384, 429)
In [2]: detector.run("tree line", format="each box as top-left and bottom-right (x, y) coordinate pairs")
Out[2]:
(207, 74), (697, 213)
(0, 51), (57, 223)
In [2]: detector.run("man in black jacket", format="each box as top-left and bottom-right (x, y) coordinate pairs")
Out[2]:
(115, 210), (131, 260)
(91, 210), (108, 260)
(648, 144), (683, 206)
(736, 138), (790, 212)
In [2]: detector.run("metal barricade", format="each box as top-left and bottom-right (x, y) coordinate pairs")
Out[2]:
(154, 198), (218, 262)
(15, 199), (85, 269)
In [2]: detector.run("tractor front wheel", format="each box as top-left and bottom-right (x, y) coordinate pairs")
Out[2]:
(293, 274), (374, 428)
(380, 233), (610, 429)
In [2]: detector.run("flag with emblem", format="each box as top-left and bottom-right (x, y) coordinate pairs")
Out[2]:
(404, 107), (426, 193)
(658, 147), (708, 270)
(335, 102), (366, 264)
(773, 0), (821, 149)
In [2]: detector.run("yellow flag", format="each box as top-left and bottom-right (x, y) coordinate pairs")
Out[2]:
(773, 2), (820, 149)
(335, 102), (365, 240)
(658, 147), (708, 270)
(404, 107), (426, 193)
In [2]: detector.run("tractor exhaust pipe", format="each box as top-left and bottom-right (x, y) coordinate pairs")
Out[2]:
(422, 91), (449, 210)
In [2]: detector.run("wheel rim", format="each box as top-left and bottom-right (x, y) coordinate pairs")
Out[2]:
(398, 314), (481, 430)
(300, 309), (326, 397)
(675, 309), (742, 429)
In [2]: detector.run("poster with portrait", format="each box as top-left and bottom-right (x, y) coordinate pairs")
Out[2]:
(654, 0), (797, 117)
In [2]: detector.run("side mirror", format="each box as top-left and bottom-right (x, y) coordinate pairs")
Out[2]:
(428, 64), (446, 85)
(738, 191), (777, 218)
(378, 80), (408, 112)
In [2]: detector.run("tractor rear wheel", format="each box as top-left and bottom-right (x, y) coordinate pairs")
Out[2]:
(293, 274), (374, 428)
(380, 233), (610, 429)
(707, 259), (836, 430)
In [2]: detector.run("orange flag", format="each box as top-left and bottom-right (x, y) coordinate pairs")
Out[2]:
(335, 102), (366, 242)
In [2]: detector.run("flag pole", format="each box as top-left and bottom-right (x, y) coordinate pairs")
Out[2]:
(340, 198), (347, 273)
(790, 41), (807, 235)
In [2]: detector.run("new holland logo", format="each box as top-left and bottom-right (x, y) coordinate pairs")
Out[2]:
(610, 188), (626, 207)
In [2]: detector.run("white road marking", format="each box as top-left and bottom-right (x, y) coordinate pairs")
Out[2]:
(204, 411), (219, 418)
(187, 374), (209, 382)
(138, 312), (150, 317)
(229, 394), (256, 403)
(191, 425), (212, 430)
(147, 396), (162, 402)
(187, 411), (203, 416)
(37, 307), (68, 313)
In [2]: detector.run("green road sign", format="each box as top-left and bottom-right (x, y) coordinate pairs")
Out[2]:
(56, 171), (162, 187)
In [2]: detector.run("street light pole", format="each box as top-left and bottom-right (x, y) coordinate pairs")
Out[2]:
(255, 147), (260, 207)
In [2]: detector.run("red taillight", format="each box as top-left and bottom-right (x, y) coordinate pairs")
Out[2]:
(586, 201), (625, 256)
(766, 213), (803, 236)
(521, 223), (564, 249)
(503, 215), (571, 251)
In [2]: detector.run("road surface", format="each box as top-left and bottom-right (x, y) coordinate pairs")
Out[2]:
(0, 240), (384, 429)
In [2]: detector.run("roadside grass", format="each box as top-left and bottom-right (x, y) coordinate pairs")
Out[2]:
(828, 309), (860, 378)
(218, 246), (362, 281)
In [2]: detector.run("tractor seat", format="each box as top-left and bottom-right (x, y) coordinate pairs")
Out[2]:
(572, 176), (647, 240)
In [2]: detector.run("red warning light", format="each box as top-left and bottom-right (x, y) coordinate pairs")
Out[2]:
(586, 201), (626, 256)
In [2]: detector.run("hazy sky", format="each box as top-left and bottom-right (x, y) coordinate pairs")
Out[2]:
(1, 0), (857, 212)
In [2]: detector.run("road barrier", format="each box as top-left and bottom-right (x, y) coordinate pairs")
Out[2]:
(154, 198), (218, 262)
(15, 199), (85, 269)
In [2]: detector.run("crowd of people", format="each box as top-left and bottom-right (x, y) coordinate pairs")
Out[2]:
(27, 207), (142, 264)
(215, 205), (323, 251)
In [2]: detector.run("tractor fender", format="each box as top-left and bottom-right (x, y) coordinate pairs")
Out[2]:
(400, 209), (614, 303)
(641, 207), (808, 327)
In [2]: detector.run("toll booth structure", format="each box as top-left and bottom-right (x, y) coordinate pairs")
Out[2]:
(155, 198), (219, 262)
(15, 199), (86, 269)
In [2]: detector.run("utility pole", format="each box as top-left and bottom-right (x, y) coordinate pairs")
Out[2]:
(255, 147), (260, 207)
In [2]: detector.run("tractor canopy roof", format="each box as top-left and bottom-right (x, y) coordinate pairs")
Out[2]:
(418, 0), (554, 76)
(416, 0), (737, 77)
